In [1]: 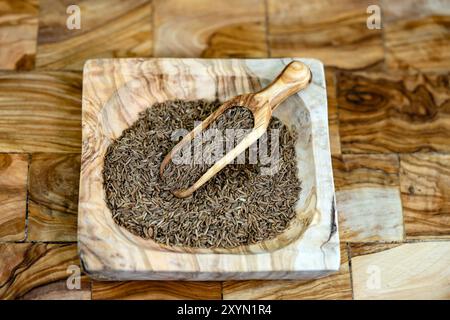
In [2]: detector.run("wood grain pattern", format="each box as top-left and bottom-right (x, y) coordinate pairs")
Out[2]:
(0, 243), (89, 300)
(0, 0), (38, 70)
(154, 0), (268, 58)
(0, 71), (82, 152)
(36, 0), (152, 70)
(333, 154), (400, 188)
(349, 242), (402, 257)
(267, 0), (384, 70)
(0, 154), (28, 241)
(337, 72), (450, 153)
(19, 279), (90, 300)
(79, 58), (338, 280)
(383, 0), (450, 72)
(28, 153), (80, 241)
(326, 68), (341, 155)
(350, 241), (450, 299)
(400, 154), (450, 239)
(92, 281), (221, 300)
(333, 154), (404, 242)
(222, 244), (351, 299)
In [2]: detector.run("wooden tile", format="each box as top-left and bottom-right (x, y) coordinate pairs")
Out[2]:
(222, 245), (352, 300)
(350, 242), (402, 257)
(36, 0), (152, 70)
(337, 72), (450, 153)
(92, 281), (221, 300)
(333, 154), (404, 242)
(0, 71), (82, 152)
(333, 154), (400, 189)
(0, 0), (38, 70)
(268, 0), (384, 69)
(19, 278), (90, 300)
(154, 0), (268, 57)
(28, 154), (80, 241)
(0, 243), (90, 300)
(382, 0), (450, 72)
(350, 241), (450, 299)
(400, 154), (450, 239)
(0, 154), (28, 241)
(326, 68), (341, 155)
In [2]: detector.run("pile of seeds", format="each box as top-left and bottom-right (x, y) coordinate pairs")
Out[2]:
(163, 106), (257, 190)
(103, 100), (302, 248)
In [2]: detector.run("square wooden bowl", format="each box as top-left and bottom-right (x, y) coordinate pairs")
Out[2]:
(78, 58), (339, 280)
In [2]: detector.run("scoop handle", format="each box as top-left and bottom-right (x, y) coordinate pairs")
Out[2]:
(256, 61), (311, 110)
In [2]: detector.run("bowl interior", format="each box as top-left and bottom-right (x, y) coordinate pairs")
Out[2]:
(92, 70), (317, 254)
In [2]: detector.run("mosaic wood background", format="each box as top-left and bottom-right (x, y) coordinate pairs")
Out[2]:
(0, 0), (449, 299)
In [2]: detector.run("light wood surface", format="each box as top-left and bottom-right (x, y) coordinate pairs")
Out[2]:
(338, 72), (450, 153)
(92, 281), (221, 300)
(0, 0), (38, 70)
(0, 71), (82, 152)
(268, 0), (384, 70)
(79, 57), (338, 280)
(333, 154), (403, 242)
(222, 244), (352, 299)
(28, 153), (80, 241)
(326, 69), (341, 156)
(400, 154), (450, 239)
(383, 0), (450, 72)
(0, 154), (28, 241)
(19, 279), (90, 300)
(350, 242), (401, 257)
(0, 243), (85, 300)
(154, 0), (268, 58)
(351, 242), (450, 300)
(36, 0), (152, 70)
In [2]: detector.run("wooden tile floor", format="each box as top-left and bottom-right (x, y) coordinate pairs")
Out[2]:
(0, 0), (449, 300)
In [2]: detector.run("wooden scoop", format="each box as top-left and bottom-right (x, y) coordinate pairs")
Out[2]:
(160, 60), (312, 198)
